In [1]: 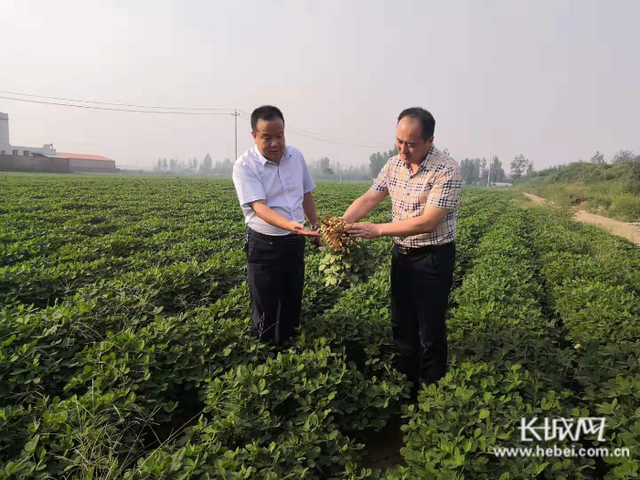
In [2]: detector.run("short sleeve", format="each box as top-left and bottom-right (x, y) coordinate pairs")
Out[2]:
(426, 163), (463, 211)
(232, 160), (266, 207)
(300, 154), (316, 194)
(371, 162), (389, 193)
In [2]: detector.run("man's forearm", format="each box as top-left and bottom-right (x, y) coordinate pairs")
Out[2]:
(251, 202), (295, 231)
(378, 215), (441, 237)
(343, 196), (376, 223)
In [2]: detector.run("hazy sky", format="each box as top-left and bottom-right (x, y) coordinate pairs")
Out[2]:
(0, 0), (638, 170)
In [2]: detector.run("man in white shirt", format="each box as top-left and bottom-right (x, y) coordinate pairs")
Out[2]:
(232, 105), (319, 345)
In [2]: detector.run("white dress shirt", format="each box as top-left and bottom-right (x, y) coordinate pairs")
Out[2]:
(232, 145), (316, 235)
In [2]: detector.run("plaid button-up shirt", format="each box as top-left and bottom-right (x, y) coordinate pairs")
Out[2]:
(371, 145), (462, 247)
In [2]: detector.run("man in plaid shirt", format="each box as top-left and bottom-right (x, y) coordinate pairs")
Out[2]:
(343, 107), (462, 397)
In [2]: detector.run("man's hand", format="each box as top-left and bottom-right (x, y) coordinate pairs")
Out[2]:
(347, 222), (382, 239)
(308, 225), (322, 247)
(309, 235), (323, 248)
(288, 221), (319, 236)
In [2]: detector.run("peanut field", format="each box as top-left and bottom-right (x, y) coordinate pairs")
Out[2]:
(1, 174), (639, 479)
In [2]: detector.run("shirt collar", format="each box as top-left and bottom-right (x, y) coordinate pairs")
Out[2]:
(254, 145), (291, 165)
(401, 145), (440, 172)
(419, 145), (439, 171)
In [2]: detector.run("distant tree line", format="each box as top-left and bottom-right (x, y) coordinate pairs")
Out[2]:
(520, 149), (640, 184)
(590, 149), (639, 166)
(309, 146), (399, 182)
(458, 156), (508, 185)
(153, 154), (233, 176)
(590, 150), (640, 181)
(308, 157), (371, 181)
(368, 147), (399, 179)
(147, 147), (640, 185)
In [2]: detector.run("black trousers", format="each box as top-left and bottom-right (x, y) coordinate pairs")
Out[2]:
(390, 242), (456, 391)
(245, 228), (305, 345)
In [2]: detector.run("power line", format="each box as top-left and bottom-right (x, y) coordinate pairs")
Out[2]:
(1, 91), (391, 149)
(237, 112), (389, 149)
(237, 110), (389, 147)
(0, 90), (234, 112)
(0, 95), (233, 116)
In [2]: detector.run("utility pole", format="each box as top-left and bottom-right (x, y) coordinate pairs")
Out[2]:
(233, 109), (239, 160)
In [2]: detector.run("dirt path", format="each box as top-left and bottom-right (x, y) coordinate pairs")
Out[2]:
(522, 192), (640, 245)
(361, 415), (406, 471)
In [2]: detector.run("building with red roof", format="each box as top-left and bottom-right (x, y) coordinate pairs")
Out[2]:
(55, 152), (117, 172)
(0, 111), (118, 173)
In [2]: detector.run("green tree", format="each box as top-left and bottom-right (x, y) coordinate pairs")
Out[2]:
(526, 162), (534, 176)
(489, 156), (504, 183)
(510, 154), (529, 179)
(480, 157), (487, 179)
(459, 158), (487, 185)
(612, 150), (635, 165)
(200, 154), (213, 175)
(590, 151), (606, 164)
(319, 157), (334, 176)
(369, 146), (398, 178)
(460, 158), (478, 185)
(221, 158), (233, 174)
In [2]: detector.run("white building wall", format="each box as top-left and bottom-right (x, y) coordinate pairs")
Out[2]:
(4, 144), (58, 156)
(0, 113), (9, 149)
(0, 112), (56, 156)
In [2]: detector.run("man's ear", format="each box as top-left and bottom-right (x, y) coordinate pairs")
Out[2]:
(251, 130), (257, 140)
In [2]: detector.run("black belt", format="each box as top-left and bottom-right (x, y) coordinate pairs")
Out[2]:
(394, 242), (453, 256)
(247, 227), (301, 243)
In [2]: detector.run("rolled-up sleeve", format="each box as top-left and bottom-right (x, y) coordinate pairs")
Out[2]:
(232, 160), (265, 207)
(371, 162), (389, 193)
(426, 164), (463, 211)
(301, 155), (316, 194)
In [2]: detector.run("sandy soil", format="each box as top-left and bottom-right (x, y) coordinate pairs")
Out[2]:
(522, 192), (640, 245)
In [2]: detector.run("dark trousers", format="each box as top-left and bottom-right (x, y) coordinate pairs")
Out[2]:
(245, 228), (305, 345)
(390, 242), (456, 392)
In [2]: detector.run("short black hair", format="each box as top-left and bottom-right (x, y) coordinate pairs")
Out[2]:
(397, 107), (435, 140)
(251, 105), (285, 131)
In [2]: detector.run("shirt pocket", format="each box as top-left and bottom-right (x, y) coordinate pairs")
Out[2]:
(282, 162), (304, 204)
(287, 174), (304, 200)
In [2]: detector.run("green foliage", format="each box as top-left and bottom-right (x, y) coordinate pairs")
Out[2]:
(632, 161), (640, 183)
(319, 242), (376, 288)
(517, 161), (640, 222)
(510, 154), (531, 179)
(1, 177), (639, 479)
(401, 361), (593, 479)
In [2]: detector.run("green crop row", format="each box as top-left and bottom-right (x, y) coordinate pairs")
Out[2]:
(2, 177), (638, 479)
(394, 198), (640, 479)
(525, 205), (640, 478)
(527, 207), (640, 346)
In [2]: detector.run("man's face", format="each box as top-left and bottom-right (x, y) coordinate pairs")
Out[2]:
(252, 118), (286, 162)
(395, 117), (433, 164)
